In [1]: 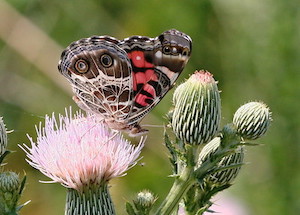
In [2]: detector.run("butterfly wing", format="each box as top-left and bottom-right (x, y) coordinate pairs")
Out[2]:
(58, 30), (192, 135)
(58, 36), (135, 128)
(119, 29), (192, 125)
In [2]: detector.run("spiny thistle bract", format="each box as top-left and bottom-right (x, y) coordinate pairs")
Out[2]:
(233, 101), (272, 140)
(0, 117), (8, 156)
(197, 137), (244, 186)
(171, 70), (221, 145)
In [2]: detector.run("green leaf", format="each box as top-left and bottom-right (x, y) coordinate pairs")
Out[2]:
(126, 202), (137, 215)
(18, 175), (26, 195)
(0, 151), (10, 164)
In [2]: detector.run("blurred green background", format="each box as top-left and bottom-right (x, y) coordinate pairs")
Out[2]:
(0, 0), (299, 214)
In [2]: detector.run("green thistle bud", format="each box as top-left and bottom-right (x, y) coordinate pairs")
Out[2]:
(0, 172), (20, 193)
(0, 117), (8, 156)
(233, 101), (272, 140)
(197, 137), (244, 186)
(0, 172), (22, 214)
(133, 190), (157, 212)
(171, 70), (221, 145)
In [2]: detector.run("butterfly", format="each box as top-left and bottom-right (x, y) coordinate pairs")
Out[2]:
(58, 29), (192, 136)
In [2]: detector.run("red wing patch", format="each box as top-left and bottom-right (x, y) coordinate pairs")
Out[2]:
(128, 50), (160, 108)
(128, 51), (154, 68)
(134, 70), (158, 91)
(135, 83), (156, 107)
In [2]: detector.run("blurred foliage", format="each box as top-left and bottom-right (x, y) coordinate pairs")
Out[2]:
(0, 0), (299, 214)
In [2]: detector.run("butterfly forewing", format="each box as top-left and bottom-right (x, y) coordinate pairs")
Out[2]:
(119, 29), (192, 125)
(58, 37), (135, 124)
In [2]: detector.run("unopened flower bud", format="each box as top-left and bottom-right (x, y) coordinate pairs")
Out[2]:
(0, 172), (21, 214)
(133, 190), (157, 212)
(197, 137), (244, 186)
(171, 70), (221, 145)
(0, 172), (20, 193)
(0, 117), (8, 156)
(233, 102), (271, 140)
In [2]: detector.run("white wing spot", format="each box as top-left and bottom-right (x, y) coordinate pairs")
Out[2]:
(155, 51), (162, 58)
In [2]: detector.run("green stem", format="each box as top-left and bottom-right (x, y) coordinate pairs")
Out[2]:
(65, 184), (116, 215)
(155, 165), (195, 215)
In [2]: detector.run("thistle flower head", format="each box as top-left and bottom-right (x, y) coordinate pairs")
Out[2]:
(21, 109), (144, 191)
(171, 70), (221, 145)
(0, 117), (8, 156)
(133, 190), (157, 211)
(126, 190), (157, 215)
(233, 101), (272, 140)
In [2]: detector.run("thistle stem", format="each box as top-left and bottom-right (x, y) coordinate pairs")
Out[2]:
(155, 165), (195, 215)
(65, 184), (116, 215)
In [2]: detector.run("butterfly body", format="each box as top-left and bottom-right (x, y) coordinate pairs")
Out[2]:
(58, 29), (192, 136)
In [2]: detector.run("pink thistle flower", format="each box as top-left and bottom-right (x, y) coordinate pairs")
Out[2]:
(21, 108), (144, 191)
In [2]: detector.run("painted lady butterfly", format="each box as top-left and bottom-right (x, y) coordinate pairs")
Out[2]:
(58, 29), (192, 136)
